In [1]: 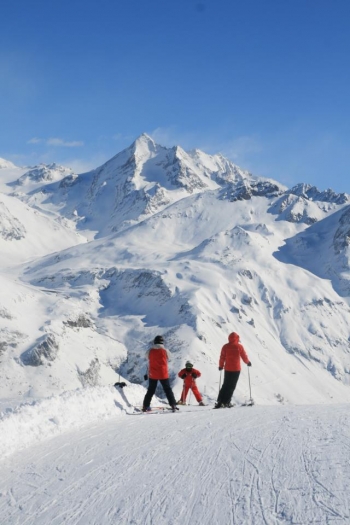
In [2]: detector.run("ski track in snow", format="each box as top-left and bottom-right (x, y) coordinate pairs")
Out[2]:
(1, 405), (350, 525)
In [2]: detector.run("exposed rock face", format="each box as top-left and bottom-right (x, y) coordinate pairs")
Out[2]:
(64, 315), (94, 329)
(21, 335), (59, 367)
(0, 201), (26, 240)
(222, 180), (283, 202)
(78, 358), (101, 387)
(0, 307), (13, 320)
(333, 206), (350, 254)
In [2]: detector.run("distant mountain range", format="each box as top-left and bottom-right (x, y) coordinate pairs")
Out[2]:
(1, 134), (349, 406)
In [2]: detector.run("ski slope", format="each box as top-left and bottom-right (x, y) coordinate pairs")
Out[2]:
(1, 137), (350, 524)
(1, 395), (349, 525)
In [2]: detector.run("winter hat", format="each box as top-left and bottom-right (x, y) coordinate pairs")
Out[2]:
(154, 335), (164, 345)
(185, 360), (193, 368)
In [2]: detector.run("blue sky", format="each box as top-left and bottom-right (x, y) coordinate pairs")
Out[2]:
(1, 0), (350, 192)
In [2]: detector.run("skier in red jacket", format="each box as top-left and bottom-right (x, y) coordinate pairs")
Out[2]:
(142, 335), (178, 412)
(215, 332), (251, 408)
(177, 361), (205, 406)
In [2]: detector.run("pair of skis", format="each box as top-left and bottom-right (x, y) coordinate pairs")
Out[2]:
(113, 384), (179, 415)
(213, 401), (255, 409)
(126, 404), (210, 415)
(127, 406), (178, 416)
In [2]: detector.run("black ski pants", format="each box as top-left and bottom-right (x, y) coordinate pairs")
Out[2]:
(217, 371), (240, 405)
(143, 378), (177, 408)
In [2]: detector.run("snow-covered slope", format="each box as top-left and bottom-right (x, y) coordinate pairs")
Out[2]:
(0, 160), (27, 193)
(14, 187), (350, 405)
(1, 393), (350, 525)
(276, 204), (350, 297)
(0, 136), (350, 408)
(0, 157), (18, 170)
(1, 137), (350, 525)
(0, 192), (87, 265)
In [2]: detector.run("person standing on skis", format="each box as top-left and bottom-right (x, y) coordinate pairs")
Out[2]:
(177, 361), (205, 406)
(215, 332), (251, 408)
(142, 335), (178, 412)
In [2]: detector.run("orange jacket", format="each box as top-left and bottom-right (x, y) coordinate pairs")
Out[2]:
(147, 345), (171, 380)
(219, 332), (249, 371)
(178, 368), (201, 386)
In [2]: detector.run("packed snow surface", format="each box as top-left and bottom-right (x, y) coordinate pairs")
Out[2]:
(0, 387), (349, 525)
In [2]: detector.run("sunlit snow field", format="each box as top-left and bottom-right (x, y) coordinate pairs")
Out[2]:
(1, 137), (350, 524)
(0, 386), (349, 525)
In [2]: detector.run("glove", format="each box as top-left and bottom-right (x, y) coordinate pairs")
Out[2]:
(114, 382), (126, 388)
(218, 367), (223, 371)
(192, 373), (197, 378)
(144, 374), (148, 380)
(247, 362), (252, 367)
(181, 373), (186, 379)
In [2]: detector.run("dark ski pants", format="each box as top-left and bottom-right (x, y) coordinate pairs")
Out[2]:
(217, 371), (240, 405)
(143, 378), (177, 408)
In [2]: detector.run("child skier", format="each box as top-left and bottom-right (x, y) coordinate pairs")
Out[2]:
(177, 361), (205, 406)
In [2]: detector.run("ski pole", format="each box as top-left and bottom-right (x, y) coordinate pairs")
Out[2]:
(114, 372), (127, 389)
(248, 367), (253, 406)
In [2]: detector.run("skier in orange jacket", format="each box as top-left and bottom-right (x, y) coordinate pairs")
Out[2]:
(215, 332), (251, 408)
(142, 335), (178, 412)
(177, 361), (205, 406)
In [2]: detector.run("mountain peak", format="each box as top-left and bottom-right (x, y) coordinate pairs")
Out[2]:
(15, 163), (75, 186)
(288, 183), (348, 205)
(131, 133), (157, 153)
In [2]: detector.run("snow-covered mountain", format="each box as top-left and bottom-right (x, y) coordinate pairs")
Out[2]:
(14, 134), (255, 237)
(0, 157), (17, 170)
(1, 134), (350, 408)
(12, 163), (75, 188)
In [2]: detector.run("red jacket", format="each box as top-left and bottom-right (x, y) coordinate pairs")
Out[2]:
(178, 368), (201, 386)
(219, 332), (249, 371)
(147, 344), (171, 380)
